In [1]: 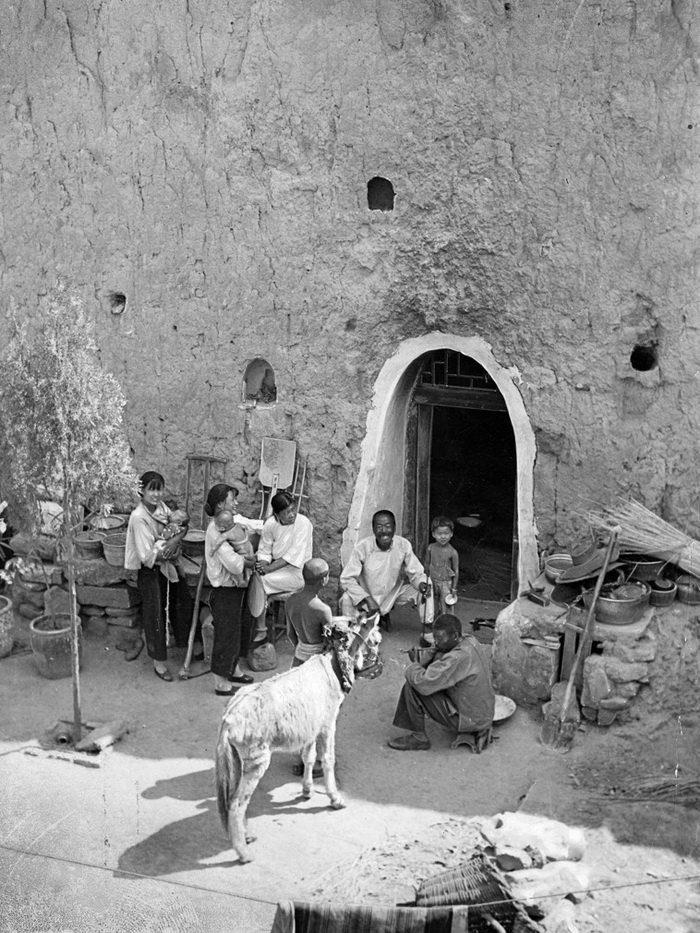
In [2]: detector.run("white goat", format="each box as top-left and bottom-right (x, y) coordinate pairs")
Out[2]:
(215, 614), (382, 863)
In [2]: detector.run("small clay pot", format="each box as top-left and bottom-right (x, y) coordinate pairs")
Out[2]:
(650, 578), (677, 607)
(544, 553), (574, 584)
(676, 574), (700, 605)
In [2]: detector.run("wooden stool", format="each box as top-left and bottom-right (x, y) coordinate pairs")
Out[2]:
(267, 594), (293, 644)
(450, 726), (493, 754)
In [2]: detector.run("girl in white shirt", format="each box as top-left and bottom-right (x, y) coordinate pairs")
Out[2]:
(124, 471), (193, 682)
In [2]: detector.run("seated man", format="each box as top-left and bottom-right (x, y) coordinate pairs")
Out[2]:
(339, 509), (429, 629)
(388, 613), (495, 751)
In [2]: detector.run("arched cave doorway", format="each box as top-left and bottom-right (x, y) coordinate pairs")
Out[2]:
(406, 350), (517, 602)
(341, 333), (538, 601)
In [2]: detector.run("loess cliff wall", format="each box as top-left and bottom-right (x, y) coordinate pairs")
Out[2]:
(1, 0), (698, 576)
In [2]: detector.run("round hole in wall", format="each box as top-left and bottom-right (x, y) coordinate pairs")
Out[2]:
(630, 343), (657, 372)
(367, 177), (394, 212)
(108, 292), (127, 315)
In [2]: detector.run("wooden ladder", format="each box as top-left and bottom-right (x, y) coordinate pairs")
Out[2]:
(184, 453), (228, 528)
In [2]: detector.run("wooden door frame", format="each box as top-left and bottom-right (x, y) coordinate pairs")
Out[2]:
(408, 390), (519, 597)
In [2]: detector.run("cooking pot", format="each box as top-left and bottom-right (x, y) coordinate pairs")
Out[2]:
(182, 529), (206, 558)
(622, 554), (668, 582)
(583, 580), (650, 625)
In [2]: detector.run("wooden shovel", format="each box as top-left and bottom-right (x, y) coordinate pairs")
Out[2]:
(540, 527), (620, 751)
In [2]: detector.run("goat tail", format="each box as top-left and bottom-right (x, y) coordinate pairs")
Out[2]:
(215, 722), (241, 833)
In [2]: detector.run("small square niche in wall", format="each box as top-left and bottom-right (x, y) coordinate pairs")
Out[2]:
(367, 177), (394, 211)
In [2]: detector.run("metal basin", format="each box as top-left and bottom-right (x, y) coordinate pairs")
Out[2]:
(583, 581), (650, 625)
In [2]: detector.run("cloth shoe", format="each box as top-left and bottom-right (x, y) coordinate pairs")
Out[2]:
(387, 733), (431, 751)
(215, 685), (239, 696)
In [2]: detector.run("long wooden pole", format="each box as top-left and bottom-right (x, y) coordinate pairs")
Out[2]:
(559, 527), (620, 723)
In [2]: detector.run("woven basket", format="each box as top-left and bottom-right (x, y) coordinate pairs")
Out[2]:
(102, 532), (127, 567)
(0, 595), (13, 659)
(415, 852), (540, 931)
(416, 853), (509, 909)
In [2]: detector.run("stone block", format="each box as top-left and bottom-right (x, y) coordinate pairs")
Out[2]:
(18, 562), (64, 586)
(602, 656), (650, 684)
(44, 586), (72, 616)
(15, 586), (46, 610)
(69, 559), (129, 587)
(105, 606), (140, 617)
(599, 695), (631, 711)
(581, 656), (613, 708)
(616, 680), (641, 699)
(76, 584), (141, 609)
(81, 605), (107, 616)
(608, 636), (657, 664)
(9, 533), (57, 561)
(106, 614), (139, 628)
(492, 601), (560, 705)
(597, 708), (618, 726)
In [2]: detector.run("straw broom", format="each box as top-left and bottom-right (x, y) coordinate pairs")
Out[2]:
(584, 498), (700, 578)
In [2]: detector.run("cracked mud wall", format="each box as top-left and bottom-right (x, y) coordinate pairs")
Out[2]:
(1, 0), (698, 573)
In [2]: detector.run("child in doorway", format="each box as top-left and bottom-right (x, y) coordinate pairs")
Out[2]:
(285, 558), (333, 778)
(427, 516), (460, 616)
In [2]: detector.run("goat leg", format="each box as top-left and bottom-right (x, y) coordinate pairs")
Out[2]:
(319, 727), (345, 810)
(230, 748), (270, 863)
(300, 741), (318, 798)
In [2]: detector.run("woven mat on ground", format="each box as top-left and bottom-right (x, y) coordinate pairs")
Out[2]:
(270, 902), (469, 933)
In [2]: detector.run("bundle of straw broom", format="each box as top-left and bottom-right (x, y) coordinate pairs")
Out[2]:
(584, 498), (700, 579)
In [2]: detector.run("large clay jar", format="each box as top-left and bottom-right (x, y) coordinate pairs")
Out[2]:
(0, 595), (13, 658)
(29, 612), (81, 679)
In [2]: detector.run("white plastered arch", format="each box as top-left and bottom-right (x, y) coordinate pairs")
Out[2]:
(341, 332), (539, 589)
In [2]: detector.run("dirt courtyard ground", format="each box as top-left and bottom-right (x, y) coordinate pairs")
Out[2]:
(1, 601), (699, 932)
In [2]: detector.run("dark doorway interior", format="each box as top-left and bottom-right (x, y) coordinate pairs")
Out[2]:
(429, 406), (516, 602)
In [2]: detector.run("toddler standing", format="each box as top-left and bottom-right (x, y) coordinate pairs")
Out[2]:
(426, 516), (459, 616)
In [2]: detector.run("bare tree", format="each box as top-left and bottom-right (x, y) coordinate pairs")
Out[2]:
(0, 286), (139, 741)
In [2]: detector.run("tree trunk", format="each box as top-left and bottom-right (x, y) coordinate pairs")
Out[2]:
(67, 538), (82, 744)
(63, 487), (83, 744)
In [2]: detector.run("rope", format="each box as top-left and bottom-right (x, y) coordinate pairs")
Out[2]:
(0, 841), (276, 906)
(165, 575), (173, 647)
(1, 841), (699, 908)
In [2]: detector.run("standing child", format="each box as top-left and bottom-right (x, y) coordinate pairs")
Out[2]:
(284, 558), (333, 777)
(426, 516), (460, 616)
